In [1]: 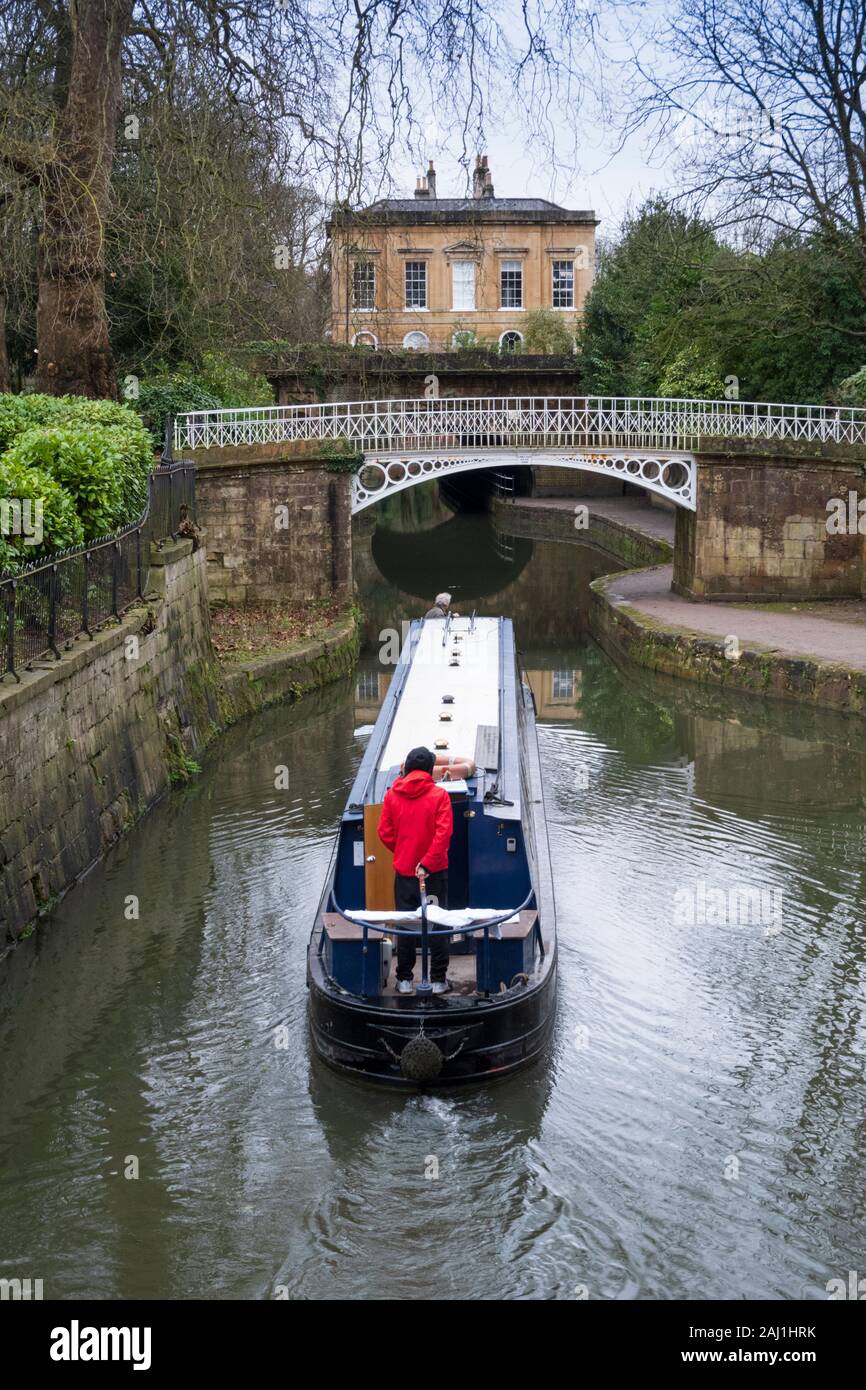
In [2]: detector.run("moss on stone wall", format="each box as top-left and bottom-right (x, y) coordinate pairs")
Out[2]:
(491, 496), (672, 568)
(0, 537), (360, 949)
(589, 571), (866, 716)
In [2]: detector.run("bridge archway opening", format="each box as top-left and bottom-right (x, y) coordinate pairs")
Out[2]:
(352, 450), (696, 515)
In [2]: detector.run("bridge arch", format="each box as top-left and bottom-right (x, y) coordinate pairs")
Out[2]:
(351, 449), (696, 514)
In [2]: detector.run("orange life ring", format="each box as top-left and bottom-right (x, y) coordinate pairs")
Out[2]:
(399, 754), (476, 780)
(433, 755), (476, 781)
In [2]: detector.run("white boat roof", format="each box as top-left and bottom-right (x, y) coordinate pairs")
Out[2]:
(379, 617), (500, 771)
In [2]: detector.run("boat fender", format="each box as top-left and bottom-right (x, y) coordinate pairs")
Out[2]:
(400, 1034), (444, 1082)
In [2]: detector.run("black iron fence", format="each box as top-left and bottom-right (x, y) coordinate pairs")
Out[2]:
(0, 462), (195, 681)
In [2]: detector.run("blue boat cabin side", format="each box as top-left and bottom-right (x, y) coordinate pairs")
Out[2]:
(318, 617), (542, 1000)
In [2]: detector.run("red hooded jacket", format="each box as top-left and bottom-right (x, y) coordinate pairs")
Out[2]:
(377, 770), (453, 876)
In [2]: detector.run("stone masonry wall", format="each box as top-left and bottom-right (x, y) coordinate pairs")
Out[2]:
(674, 452), (865, 600)
(0, 541), (222, 944)
(491, 495), (672, 569)
(0, 538), (360, 946)
(192, 446), (353, 605)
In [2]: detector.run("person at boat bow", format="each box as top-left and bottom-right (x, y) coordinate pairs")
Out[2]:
(424, 591), (454, 619)
(377, 746), (453, 995)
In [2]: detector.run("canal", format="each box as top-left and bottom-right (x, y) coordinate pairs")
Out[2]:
(1, 493), (865, 1300)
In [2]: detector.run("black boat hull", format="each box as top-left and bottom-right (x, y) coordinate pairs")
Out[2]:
(308, 960), (557, 1088)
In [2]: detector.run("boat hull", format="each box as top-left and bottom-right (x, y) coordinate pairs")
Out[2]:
(308, 959), (557, 1088)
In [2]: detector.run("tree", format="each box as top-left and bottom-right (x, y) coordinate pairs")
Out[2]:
(0, 1), (601, 397)
(578, 199), (866, 402)
(657, 346), (726, 399)
(835, 366), (866, 406)
(622, 0), (866, 313)
(106, 85), (328, 372)
(577, 202), (722, 395)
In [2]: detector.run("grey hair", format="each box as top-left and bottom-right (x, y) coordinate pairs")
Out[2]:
(435, 591), (452, 608)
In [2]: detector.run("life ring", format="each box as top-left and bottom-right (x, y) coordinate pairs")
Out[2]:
(433, 755), (476, 782)
(399, 754), (476, 780)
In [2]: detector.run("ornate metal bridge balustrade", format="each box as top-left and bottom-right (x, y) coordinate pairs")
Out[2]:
(176, 395), (866, 515)
(351, 449), (696, 511)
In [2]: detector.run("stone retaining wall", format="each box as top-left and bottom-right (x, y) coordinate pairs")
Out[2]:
(491, 496), (672, 569)
(191, 443), (354, 606)
(0, 540), (359, 947)
(589, 569), (866, 717)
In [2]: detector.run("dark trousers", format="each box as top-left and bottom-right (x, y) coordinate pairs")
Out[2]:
(394, 871), (449, 982)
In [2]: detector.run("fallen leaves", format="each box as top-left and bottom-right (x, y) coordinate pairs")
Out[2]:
(211, 598), (344, 660)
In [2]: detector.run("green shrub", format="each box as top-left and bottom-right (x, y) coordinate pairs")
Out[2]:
(657, 346), (727, 399)
(193, 351), (274, 407)
(3, 427), (124, 540)
(135, 377), (223, 450)
(834, 365), (866, 407)
(101, 423), (153, 521)
(522, 309), (576, 355)
(0, 393), (146, 450)
(0, 454), (85, 572)
(134, 353), (274, 448)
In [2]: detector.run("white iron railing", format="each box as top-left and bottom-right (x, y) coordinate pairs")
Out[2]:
(175, 395), (866, 454)
(351, 449), (697, 511)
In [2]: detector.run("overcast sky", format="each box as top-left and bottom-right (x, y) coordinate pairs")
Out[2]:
(383, 4), (680, 240)
(390, 125), (675, 240)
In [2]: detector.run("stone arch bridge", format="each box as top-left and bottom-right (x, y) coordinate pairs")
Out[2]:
(177, 396), (866, 606)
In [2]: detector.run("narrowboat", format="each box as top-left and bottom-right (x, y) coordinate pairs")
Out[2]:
(307, 615), (556, 1086)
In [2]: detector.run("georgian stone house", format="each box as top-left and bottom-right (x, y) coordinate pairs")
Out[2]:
(327, 156), (597, 352)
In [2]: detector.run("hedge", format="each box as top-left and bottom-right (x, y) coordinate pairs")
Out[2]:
(0, 393), (155, 573)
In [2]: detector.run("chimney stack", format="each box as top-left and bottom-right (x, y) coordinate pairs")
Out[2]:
(427, 160), (437, 198)
(473, 154), (493, 199)
(414, 174), (430, 199)
(472, 154), (485, 198)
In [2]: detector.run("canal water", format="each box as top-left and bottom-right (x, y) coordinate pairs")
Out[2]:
(1, 493), (865, 1301)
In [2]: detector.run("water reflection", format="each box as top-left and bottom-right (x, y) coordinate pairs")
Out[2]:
(0, 501), (864, 1300)
(353, 483), (618, 647)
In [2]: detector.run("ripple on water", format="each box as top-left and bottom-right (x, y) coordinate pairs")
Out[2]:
(1, 652), (865, 1300)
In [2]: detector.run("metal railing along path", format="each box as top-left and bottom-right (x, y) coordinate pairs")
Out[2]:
(0, 462), (195, 681)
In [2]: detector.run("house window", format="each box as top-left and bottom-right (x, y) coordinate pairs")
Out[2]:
(552, 259), (574, 309)
(451, 330), (476, 348)
(352, 261), (375, 309)
(405, 261), (427, 308)
(499, 330), (523, 352)
(452, 261), (476, 310)
(500, 260), (523, 308)
(356, 670), (380, 701)
(403, 331), (430, 351)
(552, 670), (576, 699)
(351, 330), (377, 348)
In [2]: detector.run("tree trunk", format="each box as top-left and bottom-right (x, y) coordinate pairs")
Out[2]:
(0, 288), (10, 393)
(34, 0), (133, 399)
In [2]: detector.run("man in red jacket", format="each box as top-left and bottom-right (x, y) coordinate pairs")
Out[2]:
(377, 746), (454, 994)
